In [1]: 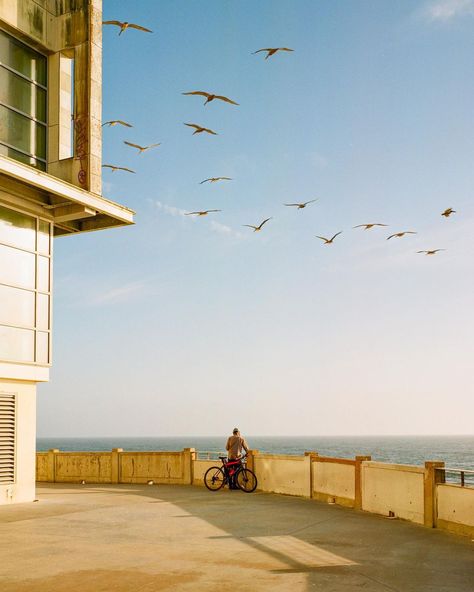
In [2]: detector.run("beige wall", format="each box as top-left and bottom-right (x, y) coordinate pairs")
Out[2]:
(362, 462), (425, 524)
(120, 452), (186, 485)
(0, 380), (36, 504)
(437, 484), (474, 537)
(312, 459), (355, 506)
(254, 454), (311, 497)
(193, 459), (220, 486)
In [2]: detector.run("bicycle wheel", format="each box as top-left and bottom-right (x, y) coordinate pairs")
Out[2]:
(204, 466), (226, 491)
(236, 468), (257, 493)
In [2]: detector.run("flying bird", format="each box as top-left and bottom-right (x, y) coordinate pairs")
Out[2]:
(185, 210), (222, 217)
(102, 120), (132, 128)
(417, 249), (445, 255)
(315, 232), (342, 244)
(102, 164), (135, 174)
(441, 208), (456, 218)
(182, 91), (239, 106)
(353, 223), (388, 230)
(386, 231), (417, 240)
(253, 47), (294, 59)
(199, 177), (233, 184)
(284, 199), (317, 209)
(124, 141), (161, 154)
(184, 123), (218, 136)
(243, 218), (272, 232)
(102, 20), (152, 35)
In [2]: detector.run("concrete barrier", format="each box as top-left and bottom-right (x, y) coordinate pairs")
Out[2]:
(312, 456), (356, 507)
(254, 453), (311, 497)
(437, 484), (474, 537)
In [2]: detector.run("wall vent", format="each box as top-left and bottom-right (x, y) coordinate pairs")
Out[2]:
(0, 394), (15, 484)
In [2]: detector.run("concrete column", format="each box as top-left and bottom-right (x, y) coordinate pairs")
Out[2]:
(111, 448), (123, 484)
(47, 449), (59, 483)
(247, 450), (259, 473)
(183, 448), (196, 485)
(355, 455), (371, 510)
(424, 461), (445, 528)
(305, 451), (318, 499)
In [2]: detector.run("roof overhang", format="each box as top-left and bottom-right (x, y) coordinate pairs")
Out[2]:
(0, 156), (135, 236)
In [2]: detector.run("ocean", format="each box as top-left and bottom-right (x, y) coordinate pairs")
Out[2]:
(37, 435), (474, 471)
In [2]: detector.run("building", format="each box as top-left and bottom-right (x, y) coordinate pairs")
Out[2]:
(0, 0), (134, 504)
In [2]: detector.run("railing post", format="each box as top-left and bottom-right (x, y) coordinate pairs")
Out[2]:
(183, 448), (196, 485)
(247, 449), (259, 474)
(305, 451), (318, 499)
(111, 448), (123, 484)
(424, 461), (445, 528)
(355, 455), (371, 510)
(47, 449), (59, 483)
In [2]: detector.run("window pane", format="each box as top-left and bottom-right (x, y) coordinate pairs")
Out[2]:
(0, 30), (47, 85)
(0, 245), (35, 289)
(35, 331), (49, 364)
(0, 284), (35, 327)
(37, 255), (50, 293)
(36, 293), (49, 330)
(0, 325), (35, 363)
(37, 220), (51, 254)
(0, 143), (46, 170)
(0, 66), (47, 122)
(0, 104), (46, 159)
(0, 205), (36, 250)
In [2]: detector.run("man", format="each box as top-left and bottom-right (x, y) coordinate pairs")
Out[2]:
(226, 428), (249, 489)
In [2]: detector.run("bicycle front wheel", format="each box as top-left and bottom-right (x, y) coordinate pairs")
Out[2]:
(204, 466), (226, 491)
(236, 468), (257, 493)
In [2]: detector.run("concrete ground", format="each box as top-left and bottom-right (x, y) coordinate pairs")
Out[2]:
(0, 484), (472, 592)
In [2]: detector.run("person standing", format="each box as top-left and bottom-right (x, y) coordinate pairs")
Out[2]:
(226, 428), (249, 489)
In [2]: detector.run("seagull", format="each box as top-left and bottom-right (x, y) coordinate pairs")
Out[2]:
(243, 218), (272, 232)
(353, 223), (388, 230)
(102, 120), (133, 128)
(199, 177), (233, 184)
(387, 231), (417, 240)
(102, 20), (152, 35)
(184, 123), (218, 136)
(284, 199), (317, 209)
(417, 249), (445, 255)
(124, 141), (161, 154)
(102, 164), (136, 174)
(185, 210), (222, 217)
(253, 47), (294, 59)
(441, 208), (456, 218)
(182, 91), (239, 106)
(315, 232), (342, 244)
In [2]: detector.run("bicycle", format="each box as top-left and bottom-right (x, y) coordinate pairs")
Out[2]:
(204, 454), (257, 493)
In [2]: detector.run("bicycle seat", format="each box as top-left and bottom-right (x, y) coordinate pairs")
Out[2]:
(219, 456), (227, 460)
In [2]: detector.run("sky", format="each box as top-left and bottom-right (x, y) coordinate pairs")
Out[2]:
(37, 0), (474, 437)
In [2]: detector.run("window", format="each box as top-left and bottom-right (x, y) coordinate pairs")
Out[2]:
(0, 205), (52, 365)
(0, 29), (47, 171)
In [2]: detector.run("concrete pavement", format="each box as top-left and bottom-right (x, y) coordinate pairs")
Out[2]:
(0, 484), (472, 591)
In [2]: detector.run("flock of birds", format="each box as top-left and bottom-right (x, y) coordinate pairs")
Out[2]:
(101, 18), (458, 256)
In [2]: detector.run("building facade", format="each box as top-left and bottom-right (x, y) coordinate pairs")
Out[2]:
(0, 0), (133, 504)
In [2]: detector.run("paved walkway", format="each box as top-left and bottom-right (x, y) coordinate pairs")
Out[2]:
(0, 484), (472, 591)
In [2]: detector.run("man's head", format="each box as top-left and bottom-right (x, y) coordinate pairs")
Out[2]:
(233, 428), (239, 435)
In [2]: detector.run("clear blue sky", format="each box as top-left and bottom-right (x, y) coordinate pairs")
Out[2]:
(38, 0), (474, 437)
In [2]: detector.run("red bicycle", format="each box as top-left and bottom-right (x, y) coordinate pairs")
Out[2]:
(204, 455), (257, 493)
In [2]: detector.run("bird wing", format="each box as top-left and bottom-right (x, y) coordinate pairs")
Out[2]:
(279, 47), (294, 52)
(102, 20), (123, 26)
(217, 177), (232, 181)
(353, 224), (367, 228)
(405, 231), (417, 235)
(315, 236), (328, 242)
(147, 143), (161, 149)
(252, 48), (272, 54)
(417, 251), (427, 254)
(199, 179), (211, 184)
(215, 95), (239, 105)
(182, 91), (211, 98)
(284, 203), (300, 207)
(330, 231), (342, 241)
(374, 223), (388, 226)
(119, 166), (136, 173)
(202, 127), (217, 135)
(258, 218), (272, 229)
(116, 120), (132, 127)
(386, 234), (397, 240)
(303, 199), (317, 206)
(124, 141), (143, 150)
(207, 210), (222, 213)
(243, 225), (257, 230)
(128, 23), (153, 33)
(185, 212), (199, 216)
(184, 123), (200, 130)
(102, 164), (115, 169)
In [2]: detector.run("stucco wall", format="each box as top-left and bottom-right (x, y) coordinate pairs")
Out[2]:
(193, 459), (220, 486)
(362, 462), (425, 524)
(437, 484), (474, 536)
(0, 380), (36, 505)
(313, 459), (355, 505)
(120, 452), (185, 485)
(55, 452), (112, 483)
(254, 454), (311, 497)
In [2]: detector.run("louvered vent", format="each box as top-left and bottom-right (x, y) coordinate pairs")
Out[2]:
(0, 394), (15, 484)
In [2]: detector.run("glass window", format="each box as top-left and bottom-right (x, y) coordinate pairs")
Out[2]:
(0, 325), (35, 362)
(0, 66), (46, 122)
(0, 104), (46, 159)
(0, 143), (45, 170)
(0, 244), (36, 289)
(36, 293), (49, 330)
(0, 205), (36, 250)
(0, 30), (47, 86)
(37, 220), (51, 254)
(37, 255), (50, 293)
(0, 284), (35, 327)
(35, 331), (49, 364)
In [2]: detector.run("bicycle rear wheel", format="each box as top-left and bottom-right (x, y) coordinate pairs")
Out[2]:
(204, 466), (226, 491)
(236, 468), (257, 493)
